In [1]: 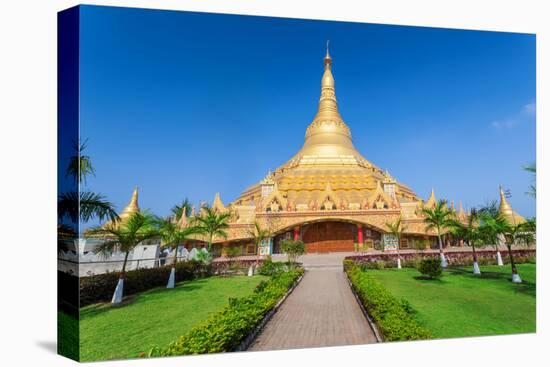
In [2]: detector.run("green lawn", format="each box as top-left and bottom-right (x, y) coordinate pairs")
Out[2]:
(58, 311), (79, 361)
(79, 275), (266, 361)
(365, 264), (536, 339)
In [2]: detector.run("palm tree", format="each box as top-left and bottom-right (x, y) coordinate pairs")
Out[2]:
(87, 211), (158, 303)
(58, 139), (119, 225)
(171, 198), (193, 221)
(248, 221), (272, 256)
(155, 216), (202, 288)
(58, 191), (119, 223)
(449, 208), (482, 274)
(500, 218), (536, 283)
(422, 199), (454, 268)
(66, 139), (95, 185)
(193, 205), (231, 252)
(385, 217), (407, 269)
(524, 162), (536, 198)
(478, 201), (504, 265)
(246, 221), (273, 275)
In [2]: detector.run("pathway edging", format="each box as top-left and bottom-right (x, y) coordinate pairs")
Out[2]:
(235, 272), (305, 352)
(344, 270), (383, 343)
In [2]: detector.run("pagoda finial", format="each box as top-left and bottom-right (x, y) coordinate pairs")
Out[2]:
(425, 188), (437, 208)
(119, 186), (140, 221)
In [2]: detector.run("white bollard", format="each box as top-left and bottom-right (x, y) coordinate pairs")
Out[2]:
(473, 261), (481, 275)
(247, 265), (254, 277)
(167, 267), (175, 288)
(111, 278), (124, 304)
(397, 258), (402, 269)
(512, 273), (522, 283)
(497, 251), (504, 266)
(440, 253), (448, 268)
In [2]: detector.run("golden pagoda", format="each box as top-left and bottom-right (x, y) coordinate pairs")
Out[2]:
(174, 46), (530, 256)
(206, 46), (447, 255)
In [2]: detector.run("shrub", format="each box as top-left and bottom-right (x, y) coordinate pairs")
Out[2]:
(257, 256), (286, 276)
(346, 265), (431, 341)
(417, 258), (443, 279)
(79, 260), (211, 307)
(280, 240), (305, 267)
(148, 269), (304, 356)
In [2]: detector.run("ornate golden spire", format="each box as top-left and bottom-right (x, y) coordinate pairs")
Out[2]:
(119, 187), (140, 221)
(281, 42), (372, 168)
(305, 41), (350, 141)
(177, 207), (188, 228)
(212, 192), (227, 212)
(458, 201), (466, 220)
(424, 188), (437, 209)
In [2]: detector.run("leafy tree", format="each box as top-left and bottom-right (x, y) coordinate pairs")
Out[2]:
(449, 208), (482, 274)
(155, 216), (202, 288)
(86, 211), (158, 303)
(422, 199), (454, 267)
(385, 217), (407, 268)
(193, 205), (231, 251)
(280, 239), (305, 269)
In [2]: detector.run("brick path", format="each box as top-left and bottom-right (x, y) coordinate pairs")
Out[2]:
(248, 263), (377, 351)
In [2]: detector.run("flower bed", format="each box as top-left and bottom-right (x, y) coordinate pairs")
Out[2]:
(345, 265), (431, 341)
(345, 249), (535, 269)
(147, 269), (304, 356)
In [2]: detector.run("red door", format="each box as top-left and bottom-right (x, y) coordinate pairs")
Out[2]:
(302, 222), (355, 253)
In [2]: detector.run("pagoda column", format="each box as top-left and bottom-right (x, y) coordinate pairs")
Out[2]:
(357, 225), (363, 252)
(293, 227), (300, 241)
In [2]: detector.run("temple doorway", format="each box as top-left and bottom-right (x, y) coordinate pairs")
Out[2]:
(302, 221), (356, 253)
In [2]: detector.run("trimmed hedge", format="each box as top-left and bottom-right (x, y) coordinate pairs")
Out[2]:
(79, 260), (212, 307)
(346, 249), (535, 270)
(148, 269), (304, 356)
(346, 265), (431, 341)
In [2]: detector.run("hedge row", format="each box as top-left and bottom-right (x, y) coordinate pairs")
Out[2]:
(79, 260), (212, 307)
(346, 265), (431, 341)
(346, 249), (536, 270)
(148, 269), (304, 357)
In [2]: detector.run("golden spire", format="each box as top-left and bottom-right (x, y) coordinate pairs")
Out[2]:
(119, 187), (140, 221)
(306, 41), (348, 139)
(177, 207), (187, 228)
(291, 42), (365, 163)
(212, 192), (227, 212)
(425, 188), (436, 208)
(458, 201), (466, 220)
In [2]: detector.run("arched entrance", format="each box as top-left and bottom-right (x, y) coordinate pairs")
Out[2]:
(302, 221), (356, 253)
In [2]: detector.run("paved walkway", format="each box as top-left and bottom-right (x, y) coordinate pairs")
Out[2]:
(248, 255), (377, 351)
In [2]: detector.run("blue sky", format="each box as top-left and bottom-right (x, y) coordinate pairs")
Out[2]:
(78, 5), (536, 223)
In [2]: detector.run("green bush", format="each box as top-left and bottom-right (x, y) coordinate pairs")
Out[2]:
(346, 265), (431, 341)
(257, 256), (286, 276)
(418, 258), (443, 279)
(79, 260), (211, 307)
(148, 269), (304, 356)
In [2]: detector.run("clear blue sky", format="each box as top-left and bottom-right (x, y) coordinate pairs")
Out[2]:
(79, 5), (536, 223)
